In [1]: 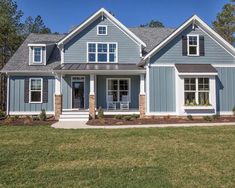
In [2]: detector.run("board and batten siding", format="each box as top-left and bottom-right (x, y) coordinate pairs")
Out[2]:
(216, 67), (235, 113)
(64, 16), (141, 64)
(9, 76), (54, 112)
(96, 75), (140, 109)
(150, 25), (234, 65)
(149, 67), (176, 112)
(62, 75), (90, 109)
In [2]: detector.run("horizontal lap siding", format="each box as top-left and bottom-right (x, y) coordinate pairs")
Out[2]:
(64, 16), (140, 64)
(216, 67), (235, 112)
(9, 76), (54, 112)
(149, 67), (176, 112)
(62, 75), (90, 109)
(150, 25), (234, 65)
(96, 75), (140, 109)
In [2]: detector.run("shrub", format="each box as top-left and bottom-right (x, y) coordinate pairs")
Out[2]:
(212, 114), (220, 120)
(97, 107), (104, 119)
(131, 114), (139, 119)
(114, 114), (123, 119)
(233, 106), (235, 116)
(187, 115), (193, 121)
(123, 116), (132, 121)
(23, 116), (33, 124)
(39, 109), (47, 121)
(4, 116), (15, 124)
(0, 110), (6, 118)
(203, 116), (212, 122)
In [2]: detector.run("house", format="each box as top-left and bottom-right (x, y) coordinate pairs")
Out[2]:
(1, 8), (235, 121)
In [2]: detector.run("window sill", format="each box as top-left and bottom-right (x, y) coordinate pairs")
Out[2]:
(183, 106), (214, 110)
(29, 63), (45, 66)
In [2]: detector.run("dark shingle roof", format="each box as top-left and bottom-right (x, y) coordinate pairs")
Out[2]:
(175, 64), (218, 73)
(1, 33), (65, 72)
(1, 27), (175, 72)
(130, 27), (175, 53)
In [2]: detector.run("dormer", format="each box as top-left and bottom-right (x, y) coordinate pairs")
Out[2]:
(28, 42), (55, 65)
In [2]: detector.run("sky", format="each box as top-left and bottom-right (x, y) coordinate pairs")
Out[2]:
(16, 0), (229, 33)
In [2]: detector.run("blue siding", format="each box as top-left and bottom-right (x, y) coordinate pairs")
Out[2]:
(216, 67), (235, 112)
(62, 75), (90, 109)
(149, 67), (176, 112)
(9, 76), (55, 112)
(96, 75), (140, 109)
(64, 16), (140, 64)
(150, 25), (234, 65)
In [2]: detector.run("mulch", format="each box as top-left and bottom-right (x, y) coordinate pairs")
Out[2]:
(87, 116), (235, 126)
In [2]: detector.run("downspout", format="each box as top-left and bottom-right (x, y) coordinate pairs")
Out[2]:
(6, 72), (9, 115)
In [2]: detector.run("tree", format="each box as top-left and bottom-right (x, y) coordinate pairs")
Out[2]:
(22, 15), (51, 37)
(0, 0), (24, 110)
(140, 20), (164, 28)
(213, 1), (235, 44)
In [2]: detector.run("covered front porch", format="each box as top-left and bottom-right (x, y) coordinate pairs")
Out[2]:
(53, 63), (146, 120)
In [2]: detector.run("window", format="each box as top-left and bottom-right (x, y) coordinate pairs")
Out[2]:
(187, 35), (199, 56)
(33, 47), (42, 63)
(184, 77), (210, 106)
(97, 25), (107, 35)
(107, 79), (130, 102)
(29, 78), (42, 103)
(87, 42), (117, 62)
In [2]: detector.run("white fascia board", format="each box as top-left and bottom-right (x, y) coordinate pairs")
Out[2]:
(57, 8), (146, 47)
(178, 72), (218, 76)
(144, 14), (235, 61)
(28, 44), (47, 47)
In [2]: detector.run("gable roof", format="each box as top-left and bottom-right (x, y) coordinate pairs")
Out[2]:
(142, 15), (235, 63)
(57, 8), (146, 47)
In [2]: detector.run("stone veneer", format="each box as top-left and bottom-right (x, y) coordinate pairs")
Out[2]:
(89, 95), (96, 119)
(55, 95), (62, 120)
(139, 94), (146, 118)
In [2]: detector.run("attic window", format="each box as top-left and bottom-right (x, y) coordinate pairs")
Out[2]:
(187, 35), (199, 56)
(97, 25), (107, 35)
(33, 47), (42, 63)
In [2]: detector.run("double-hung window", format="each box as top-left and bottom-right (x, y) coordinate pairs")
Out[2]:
(184, 77), (210, 106)
(29, 78), (42, 103)
(107, 79), (130, 102)
(33, 47), (42, 63)
(87, 42), (117, 62)
(187, 35), (199, 56)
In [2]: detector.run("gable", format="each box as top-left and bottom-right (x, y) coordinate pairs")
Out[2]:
(64, 16), (142, 64)
(150, 24), (235, 65)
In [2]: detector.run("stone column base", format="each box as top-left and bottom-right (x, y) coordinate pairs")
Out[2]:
(89, 94), (96, 119)
(139, 94), (146, 118)
(55, 95), (62, 120)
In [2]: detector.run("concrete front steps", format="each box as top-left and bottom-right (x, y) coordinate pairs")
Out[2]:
(59, 111), (89, 121)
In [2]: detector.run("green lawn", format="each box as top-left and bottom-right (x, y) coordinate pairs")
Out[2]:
(0, 125), (235, 187)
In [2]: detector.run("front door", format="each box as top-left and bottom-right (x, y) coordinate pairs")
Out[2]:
(72, 81), (84, 109)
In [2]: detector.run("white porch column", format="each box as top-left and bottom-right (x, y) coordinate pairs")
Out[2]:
(139, 74), (146, 118)
(55, 74), (61, 95)
(140, 74), (145, 95)
(89, 74), (96, 119)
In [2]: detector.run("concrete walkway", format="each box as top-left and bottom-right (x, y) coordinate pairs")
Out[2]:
(51, 121), (235, 129)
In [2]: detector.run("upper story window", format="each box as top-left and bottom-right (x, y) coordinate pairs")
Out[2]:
(97, 25), (107, 35)
(187, 35), (199, 56)
(87, 42), (117, 63)
(33, 47), (42, 63)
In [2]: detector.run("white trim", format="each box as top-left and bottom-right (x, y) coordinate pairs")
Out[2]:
(29, 78), (43, 104)
(90, 74), (95, 95)
(97, 25), (107, 35)
(140, 74), (145, 95)
(106, 78), (131, 103)
(218, 111), (234, 116)
(32, 47), (43, 64)
(55, 74), (61, 95)
(61, 47), (64, 64)
(183, 106), (214, 110)
(187, 34), (199, 56)
(99, 111), (140, 115)
(28, 44), (47, 47)
(213, 64), (235, 67)
(178, 72), (218, 76)
(143, 15), (235, 60)
(146, 112), (177, 116)
(6, 75), (9, 115)
(149, 64), (175, 67)
(57, 8), (146, 47)
(54, 70), (146, 75)
(87, 42), (118, 63)
(146, 63), (150, 113)
(175, 67), (180, 115)
(9, 111), (54, 115)
(71, 76), (85, 109)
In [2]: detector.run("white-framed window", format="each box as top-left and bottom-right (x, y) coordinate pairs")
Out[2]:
(29, 78), (43, 103)
(187, 35), (199, 56)
(87, 42), (117, 63)
(97, 25), (107, 35)
(107, 78), (130, 102)
(33, 47), (42, 63)
(184, 77), (210, 105)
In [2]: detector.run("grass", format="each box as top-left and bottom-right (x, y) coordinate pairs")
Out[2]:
(0, 125), (235, 187)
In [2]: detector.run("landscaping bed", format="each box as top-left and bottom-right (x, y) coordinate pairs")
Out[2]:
(87, 115), (235, 125)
